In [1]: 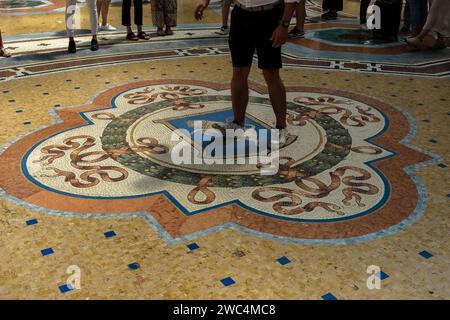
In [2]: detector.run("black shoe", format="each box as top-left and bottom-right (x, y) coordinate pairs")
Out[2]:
(68, 39), (76, 54)
(90, 38), (99, 51)
(288, 27), (305, 39)
(321, 10), (338, 20)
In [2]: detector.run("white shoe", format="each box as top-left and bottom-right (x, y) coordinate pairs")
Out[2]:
(360, 23), (369, 31)
(215, 26), (229, 35)
(279, 128), (287, 146)
(100, 23), (117, 31)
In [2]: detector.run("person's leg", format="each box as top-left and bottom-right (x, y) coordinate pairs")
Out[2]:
(101, 0), (111, 26)
(409, 0), (428, 36)
(263, 69), (286, 128)
(163, 0), (177, 34)
(122, 0), (133, 33)
(296, 1), (306, 30)
(0, 30), (11, 57)
(65, 0), (77, 39)
(134, 0), (143, 28)
(222, 0), (232, 28)
(87, 0), (98, 37)
(360, 0), (371, 24)
(231, 67), (251, 125)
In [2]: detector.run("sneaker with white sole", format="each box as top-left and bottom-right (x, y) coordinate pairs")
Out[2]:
(216, 26), (229, 35)
(100, 23), (117, 31)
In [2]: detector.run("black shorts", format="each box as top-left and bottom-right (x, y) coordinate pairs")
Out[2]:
(229, 3), (284, 70)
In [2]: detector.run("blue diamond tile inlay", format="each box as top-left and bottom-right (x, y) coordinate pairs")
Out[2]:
(128, 262), (140, 270)
(419, 250), (433, 259)
(59, 284), (73, 294)
(41, 248), (54, 256)
(15, 110), (23, 113)
(322, 293), (337, 300)
(220, 277), (235, 287)
(438, 163), (447, 168)
(23, 122), (31, 125)
(26, 219), (38, 226)
(187, 243), (199, 250)
(376, 271), (389, 280)
(276, 256), (291, 265)
(104, 230), (116, 238)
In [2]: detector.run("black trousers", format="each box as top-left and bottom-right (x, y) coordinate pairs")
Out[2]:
(373, 0), (402, 39)
(122, 0), (143, 27)
(322, 0), (343, 11)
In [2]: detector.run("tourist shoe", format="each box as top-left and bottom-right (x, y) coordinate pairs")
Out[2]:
(137, 31), (150, 40)
(68, 39), (76, 54)
(0, 48), (11, 58)
(165, 27), (174, 36)
(90, 38), (99, 51)
(404, 36), (422, 48)
(216, 26), (229, 35)
(126, 32), (139, 41)
(288, 27), (305, 39)
(212, 121), (245, 137)
(100, 23), (117, 31)
(360, 23), (369, 32)
(321, 11), (337, 20)
(157, 28), (166, 36)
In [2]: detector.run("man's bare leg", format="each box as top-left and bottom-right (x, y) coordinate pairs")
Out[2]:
(222, 0), (231, 27)
(296, 1), (306, 30)
(262, 69), (286, 128)
(231, 66), (251, 126)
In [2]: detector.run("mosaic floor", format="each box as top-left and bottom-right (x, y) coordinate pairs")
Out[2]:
(0, 1), (449, 300)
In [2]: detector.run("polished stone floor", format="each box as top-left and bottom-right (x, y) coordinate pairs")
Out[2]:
(0, 0), (449, 299)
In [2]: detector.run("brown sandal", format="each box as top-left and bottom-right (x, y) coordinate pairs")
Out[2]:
(137, 32), (150, 40)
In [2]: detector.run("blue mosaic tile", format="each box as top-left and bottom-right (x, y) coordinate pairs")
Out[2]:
(66, 79), (72, 82)
(128, 262), (140, 270)
(321, 293), (337, 300)
(41, 248), (54, 256)
(187, 243), (199, 250)
(276, 256), (291, 265)
(429, 139), (437, 143)
(54, 104), (61, 108)
(74, 87), (81, 90)
(422, 119), (430, 122)
(8, 99), (15, 103)
(220, 277), (235, 287)
(419, 250), (433, 259)
(104, 230), (116, 238)
(376, 271), (389, 280)
(23, 122), (31, 125)
(59, 284), (73, 293)
(104, 81), (110, 84)
(26, 219), (38, 226)
(15, 110), (23, 113)
(438, 163), (447, 168)
(2, 90), (9, 93)
(43, 92), (49, 96)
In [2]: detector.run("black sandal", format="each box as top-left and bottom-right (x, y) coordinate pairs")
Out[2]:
(137, 32), (150, 40)
(126, 32), (139, 41)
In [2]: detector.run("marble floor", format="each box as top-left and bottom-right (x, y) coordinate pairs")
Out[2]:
(0, 0), (449, 300)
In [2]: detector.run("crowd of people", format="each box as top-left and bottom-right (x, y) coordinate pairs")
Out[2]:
(0, 0), (449, 57)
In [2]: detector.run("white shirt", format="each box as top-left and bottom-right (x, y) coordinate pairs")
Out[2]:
(236, 0), (299, 8)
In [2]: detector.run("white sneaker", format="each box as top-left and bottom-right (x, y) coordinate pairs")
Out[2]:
(215, 26), (229, 36)
(100, 23), (117, 31)
(279, 128), (287, 146)
(212, 121), (245, 134)
(360, 23), (369, 31)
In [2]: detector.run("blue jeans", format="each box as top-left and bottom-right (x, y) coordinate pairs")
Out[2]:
(409, 0), (428, 27)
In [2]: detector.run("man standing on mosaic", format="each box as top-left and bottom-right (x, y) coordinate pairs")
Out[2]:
(195, 0), (299, 145)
